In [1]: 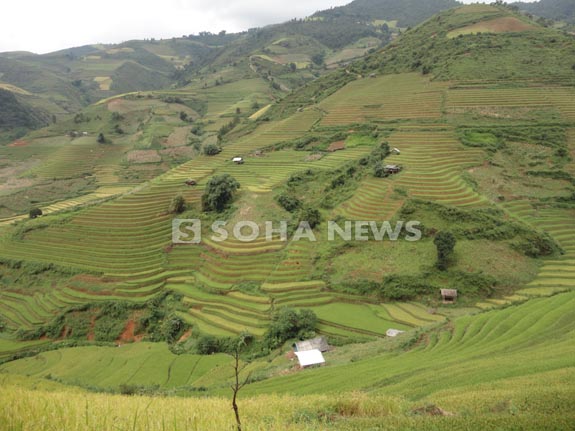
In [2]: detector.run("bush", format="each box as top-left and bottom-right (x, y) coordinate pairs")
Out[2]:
(195, 335), (220, 354)
(370, 141), (390, 162)
(373, 162), (388, 178)
(276, 193), (302, 212)
(203, 143), (222, 156)
(162, 314), (187, 344)
(381, 275), (429, 300)
(29, 208), (43, 219)
(168, 195), (186, 214)
(298, 206), (322, 229)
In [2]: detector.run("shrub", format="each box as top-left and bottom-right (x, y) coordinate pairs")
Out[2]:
(195, 335), (220, 354)
(381, 275), (429, 300)
(162, 314), (187, 344)
(203, 143), (222, 156)
(29, 208), (43, 219)
(168, 195), (186, 214)
(298, 206), (321, 229)
(276, 194), (302, 212)
(373, 162), (388, 178)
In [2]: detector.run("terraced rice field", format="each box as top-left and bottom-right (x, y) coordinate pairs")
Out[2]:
(0, 107), (418, 338)
(3, 70), (575, 356)
(244, 289), (575, 397)
(334, 178), (404, 220)
(0, 343), (233, 390)
(509, 206), (575, 297)
(319, 73), (447, 126)
(446, 84), (575, 121)
(386, 130), (487, 207)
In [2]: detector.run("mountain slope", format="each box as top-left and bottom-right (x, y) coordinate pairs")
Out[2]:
(0, 7), (574, 430)
(351, 4), (575, 81)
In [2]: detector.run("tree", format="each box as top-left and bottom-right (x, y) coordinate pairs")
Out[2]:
(276, 193), (302, 212)
(179, 111), (188, 121)
(202, 174), (240, 212)
(373, 162), (388, 178)
(168, 195), (186, 214)
(229, 335), (251, 431)
(29, 208), (42, 219)
(97, 133), (107, 144)
(111, 111), (123, 121)
(298, 206), (321, 229)
(203, 143), (222, 156)
(264, 308), (317, 348)
(311, 52), (325, 66)
(434, 231), (456, 271)
(196, 335), (220, 354)
(288, 62), (297, 72)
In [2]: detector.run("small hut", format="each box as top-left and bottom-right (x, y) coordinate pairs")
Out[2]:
(294, 349), (325, 368)
(232, 157), (244, 164)
(293, 336), (329, 353)
(441, 289), (458, 304)
(386, 328), (405, 337)
(384, 164), (402, 174)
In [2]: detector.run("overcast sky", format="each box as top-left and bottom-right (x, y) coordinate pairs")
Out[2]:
(1, 0), (534, 54)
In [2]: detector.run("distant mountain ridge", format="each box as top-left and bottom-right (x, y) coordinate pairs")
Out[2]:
(514, 0), (575, 24)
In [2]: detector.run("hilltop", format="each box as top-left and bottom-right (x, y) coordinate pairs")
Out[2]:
(0, 4), (575, 430)
(0, 0), (466, 141)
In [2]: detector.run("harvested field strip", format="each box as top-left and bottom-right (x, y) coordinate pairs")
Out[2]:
(386, 130), (486, 207)
(319, 73), (447, 126)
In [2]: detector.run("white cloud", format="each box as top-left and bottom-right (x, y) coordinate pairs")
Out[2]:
(0, 0), (352, 54)
(0, 0), (539, 54)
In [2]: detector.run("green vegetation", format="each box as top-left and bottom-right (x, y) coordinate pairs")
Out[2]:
(168, 195), (186, 214)
(2, 3), (575, 429)
(434, 231), (457, 270)
(202, 174), (240, 212)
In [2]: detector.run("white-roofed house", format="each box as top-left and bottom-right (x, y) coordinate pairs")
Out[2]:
(294, 349), (325, 368)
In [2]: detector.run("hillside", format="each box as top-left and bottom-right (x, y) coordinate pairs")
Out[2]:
(0, 0), (469, 143)
(1, 4), (575, 430)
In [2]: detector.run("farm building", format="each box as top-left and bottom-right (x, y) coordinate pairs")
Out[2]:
(386, 329), (405, 337)
(384, 164), (402, 174)
(184, 179), (197, 186)
(232, 157), (244, 164)
(391, 147), (401, 155)
(441, 289), (458, 304)
(293, 336), (329, 352)
(294, 349), (325, 368)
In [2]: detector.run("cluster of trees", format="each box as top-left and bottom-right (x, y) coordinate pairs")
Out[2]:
(217, 116), (240, 142)
(264, 308), (317, 348)
(202, 174), (240, 212)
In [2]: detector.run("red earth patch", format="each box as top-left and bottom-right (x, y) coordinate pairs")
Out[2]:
(327, 141), (346, 152)
(117, 320), (137, 344)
